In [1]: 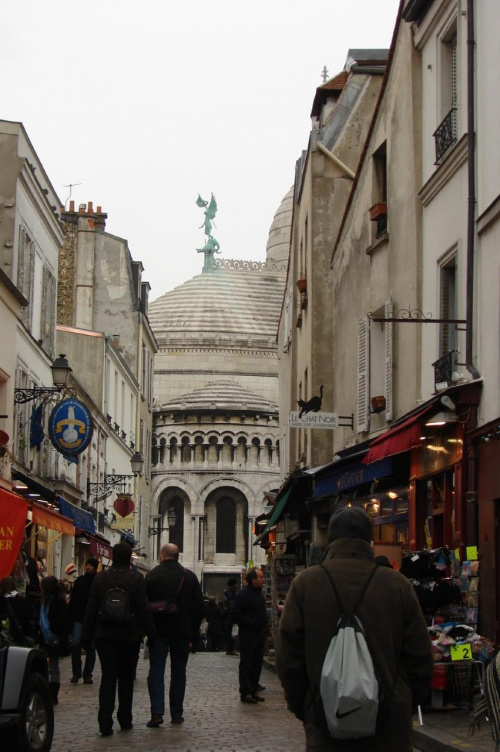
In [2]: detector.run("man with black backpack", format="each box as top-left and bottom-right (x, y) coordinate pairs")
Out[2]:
(82, 542), (154, 737)
(145, 543), (204, 728)
(276, 507), (434, 751)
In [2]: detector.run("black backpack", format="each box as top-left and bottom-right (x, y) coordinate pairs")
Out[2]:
(99, 574), (131, 624)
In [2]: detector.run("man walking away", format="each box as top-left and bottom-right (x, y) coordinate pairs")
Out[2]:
(68, 557), (98, 684)
(83, 542), (154, 737)
(276, 507), (434, 751)
(233, 567), (268, 704)
(145, 543), (204, 727)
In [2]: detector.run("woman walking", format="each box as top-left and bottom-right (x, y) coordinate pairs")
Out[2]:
(39, 576), (70, 704)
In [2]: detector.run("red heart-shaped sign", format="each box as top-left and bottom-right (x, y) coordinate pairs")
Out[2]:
(114, 496), (135, 518)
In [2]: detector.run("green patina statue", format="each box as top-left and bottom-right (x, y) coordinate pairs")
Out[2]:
(196, 193), (221, 270)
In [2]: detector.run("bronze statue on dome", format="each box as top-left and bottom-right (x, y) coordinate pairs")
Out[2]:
(196, 193), (221, 270)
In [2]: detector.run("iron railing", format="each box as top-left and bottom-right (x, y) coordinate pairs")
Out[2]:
(433, 108), (457, 163)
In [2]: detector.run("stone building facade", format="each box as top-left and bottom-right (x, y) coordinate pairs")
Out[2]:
(149, 201), (291, 594)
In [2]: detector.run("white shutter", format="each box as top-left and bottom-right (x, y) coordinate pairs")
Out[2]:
(384, 298), (393, 422)
(357, 317), (370, 433)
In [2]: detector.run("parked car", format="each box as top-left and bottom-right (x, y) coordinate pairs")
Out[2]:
(0, 644), (54, 751)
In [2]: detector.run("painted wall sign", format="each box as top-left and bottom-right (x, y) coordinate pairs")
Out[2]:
(49, 398), (93, 456)
(290, 411), (338, 429)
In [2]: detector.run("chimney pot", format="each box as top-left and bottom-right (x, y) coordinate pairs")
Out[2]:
(97, 206), (102, 213)
(69, 200), (75, 212)
(88, 201), (93, 213)
(78, 204), (86, 213)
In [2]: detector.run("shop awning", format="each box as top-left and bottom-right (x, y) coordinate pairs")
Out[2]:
(363, 407), (434, 465)
(0, 489), (29, 578)
(31, 502), (74, 537)
(314, 456), (393, 497)
(88, 534), (112, 565)
(254, 486), (292, 544)
(58, 497), (95, 535)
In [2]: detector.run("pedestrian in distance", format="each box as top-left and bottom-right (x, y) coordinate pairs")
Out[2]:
(39, 575), (71, 705)
(223, 577), (238, 655)
(0, 575), (33, 646)
(82, 542), (155, 737)
(68, 557), (98, 684)
(233, 567), (268, 704)
(205, 595), (224, 651)
(276, 506), (434, 751)
(145, 542), (204, 728)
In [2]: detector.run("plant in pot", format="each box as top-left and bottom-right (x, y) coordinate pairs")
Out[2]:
(371, 395), (386, 413)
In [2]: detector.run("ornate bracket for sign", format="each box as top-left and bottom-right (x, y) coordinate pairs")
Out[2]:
(337, 414), (354, 429)
(14, 385), (76, 404)
(87, 474), (134, 500)
(369, 307), (466, 326)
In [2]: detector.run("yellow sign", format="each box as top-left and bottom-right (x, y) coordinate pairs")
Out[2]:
(466, 546), (478, 561)
(111, 515), (134, 531)
(450, 643), (472, 661)
(454, 548), (461, 562)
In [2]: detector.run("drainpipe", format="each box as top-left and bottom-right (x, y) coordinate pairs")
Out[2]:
(465, 0), (479, 379)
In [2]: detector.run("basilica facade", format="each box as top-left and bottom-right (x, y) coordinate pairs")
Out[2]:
(148, 190), (291, 595)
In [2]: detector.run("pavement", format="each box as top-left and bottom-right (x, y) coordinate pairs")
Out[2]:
(51, 649), (305, 751)
(50, 650), (497, 751)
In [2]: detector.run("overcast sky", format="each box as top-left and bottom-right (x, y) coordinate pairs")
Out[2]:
(2, 0), (400, 300)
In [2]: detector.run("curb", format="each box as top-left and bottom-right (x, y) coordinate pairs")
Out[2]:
(413, 722), (492, 752)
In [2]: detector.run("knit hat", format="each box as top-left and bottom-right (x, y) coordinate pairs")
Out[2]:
(64, 562), (77, 577)
(327, 507), (373, 543)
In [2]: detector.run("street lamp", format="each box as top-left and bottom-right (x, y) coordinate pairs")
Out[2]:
(14, 354), (73, 404)
(87, 451), (144, 501)
(148, 506), (177, 537)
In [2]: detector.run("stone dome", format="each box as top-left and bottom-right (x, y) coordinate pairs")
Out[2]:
(160, 380), (278, 413)
(266, 186), (293, 264)
(149, 259), (286, 349)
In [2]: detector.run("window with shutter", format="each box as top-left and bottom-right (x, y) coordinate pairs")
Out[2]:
(385, 298), (393, 422)
(440, 257), (457, 359)
(357, 317), (370, 433)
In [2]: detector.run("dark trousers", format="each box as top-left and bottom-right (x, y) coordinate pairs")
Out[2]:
(238, 629), (264, 697)
(95, 638), (140, 732)
(71, 621), (96, 678)
(147, 634), (191, 719)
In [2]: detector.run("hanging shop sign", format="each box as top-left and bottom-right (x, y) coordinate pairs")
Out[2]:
(114, 495), (135, 518)
(49, 398), (93, 456)
(289, 411), (339, 429)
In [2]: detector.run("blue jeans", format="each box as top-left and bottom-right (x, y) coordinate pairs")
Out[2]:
(147, 635), (191, 719)
(71, 621), (96, 678)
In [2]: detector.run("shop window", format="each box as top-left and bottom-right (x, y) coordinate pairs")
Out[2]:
(216, 497), (236, 553)
(365, 487), (409, 546)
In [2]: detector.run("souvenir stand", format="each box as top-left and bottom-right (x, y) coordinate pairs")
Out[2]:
(400, 547), (493, 709)
(268, 555), (295, 657)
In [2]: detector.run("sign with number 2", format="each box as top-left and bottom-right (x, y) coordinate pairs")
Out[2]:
(450, 643), (472, 661)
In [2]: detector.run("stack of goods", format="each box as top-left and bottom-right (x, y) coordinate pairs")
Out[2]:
(428, 622), (495, 664)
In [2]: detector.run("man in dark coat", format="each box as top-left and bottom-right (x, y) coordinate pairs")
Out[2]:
(68, 557), (98, 684)
(276, 507), (434, 751)
(233, 567), (268, 704)
(83, 542), (154, 737)
(145, 543), (204, 727)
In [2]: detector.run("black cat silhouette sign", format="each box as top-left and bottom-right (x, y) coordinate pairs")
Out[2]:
(290, 387), (339, 428)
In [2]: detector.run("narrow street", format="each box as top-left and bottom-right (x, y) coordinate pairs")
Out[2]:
(51, 649), (305, 751)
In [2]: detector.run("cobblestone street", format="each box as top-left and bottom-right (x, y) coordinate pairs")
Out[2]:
(51, 649), (305, 751)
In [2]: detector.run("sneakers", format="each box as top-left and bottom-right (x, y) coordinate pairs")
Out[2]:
(70, 675), (80, 684)
(240, 695), (258, 704)
(146, 714), (164, 728)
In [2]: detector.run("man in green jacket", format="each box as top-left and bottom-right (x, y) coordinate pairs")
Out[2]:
(276, 507), (433, 751)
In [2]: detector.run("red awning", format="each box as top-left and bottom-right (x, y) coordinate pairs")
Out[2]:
(31, 502), (74, 537)
(363, 407), (434, 465)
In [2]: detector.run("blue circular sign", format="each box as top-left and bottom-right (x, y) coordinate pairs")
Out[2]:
(49, 398), (93, 456)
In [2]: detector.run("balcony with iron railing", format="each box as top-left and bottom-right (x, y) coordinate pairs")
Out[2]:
(433, 108), (457, 164)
